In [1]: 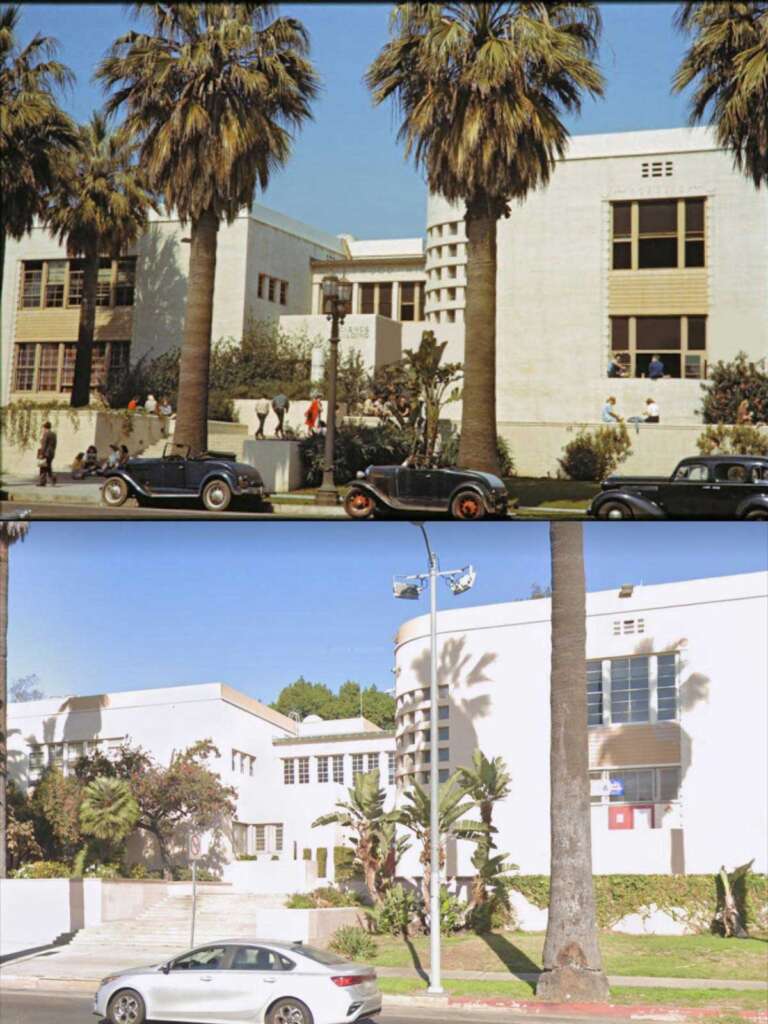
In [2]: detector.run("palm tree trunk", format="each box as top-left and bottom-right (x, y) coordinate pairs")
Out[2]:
(537, 522), (609, 1001)
(457, 198), (500, 475)
(0, 537), (9, 879)
(173, 209), (219, 455)
(70, 248), (99, 408)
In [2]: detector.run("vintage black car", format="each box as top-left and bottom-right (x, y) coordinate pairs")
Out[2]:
(101, 444), (267, 512)
(588, 455), (768, 520)
(344, 464), (510, 520)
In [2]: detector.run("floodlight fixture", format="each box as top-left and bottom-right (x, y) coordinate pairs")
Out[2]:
(446, 566), (475, 596)
(393, 578), (424, 600)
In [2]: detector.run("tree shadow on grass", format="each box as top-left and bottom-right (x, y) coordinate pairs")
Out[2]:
(477, 931), (540, 992)
(404, 936), (430, 983)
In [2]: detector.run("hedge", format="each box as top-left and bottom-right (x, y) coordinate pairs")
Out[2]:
(317, 848), (328, 878)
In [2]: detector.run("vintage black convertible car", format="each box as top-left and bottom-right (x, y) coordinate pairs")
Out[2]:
(344, 464), (510, 520)
(101, 445), (266, 512)
(588, 455), (768, 520)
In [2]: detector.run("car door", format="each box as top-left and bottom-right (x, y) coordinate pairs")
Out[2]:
(658, 462), (713, 517)
(708, 461), (754, 517)
(396, 468), (442, 508)
(225, 946), (297, 1021)
(158, 455), (188, 493)
(129, 457), (166, 493)
(149, 945), (233, 1021)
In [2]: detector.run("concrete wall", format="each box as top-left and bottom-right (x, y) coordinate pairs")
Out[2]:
(0, 408), (166, 479)
(222, 860), (318, 894)
(0, 878), (101, 955)
(278, 314), (403, 374)
(241, 439), (303, 492)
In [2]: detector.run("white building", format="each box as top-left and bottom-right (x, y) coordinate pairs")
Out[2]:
(8, 571), (766, 882)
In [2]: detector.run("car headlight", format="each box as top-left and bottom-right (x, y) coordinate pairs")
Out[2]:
(238, 474), (258, 487)
(356, 470), (365, 479)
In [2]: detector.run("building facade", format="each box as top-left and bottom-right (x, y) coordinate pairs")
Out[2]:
(8, 571), (766, 881)
(4, 127), (764, 426)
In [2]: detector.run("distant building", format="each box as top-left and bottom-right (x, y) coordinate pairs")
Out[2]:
(8, 571), (766, 880)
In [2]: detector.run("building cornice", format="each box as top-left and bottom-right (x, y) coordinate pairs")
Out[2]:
(273, 730), (395, 746)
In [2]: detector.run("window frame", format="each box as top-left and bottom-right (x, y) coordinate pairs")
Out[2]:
(587, 652), (678, 726)
(610, 314), (707, 379)
(610, 197), (706, 271)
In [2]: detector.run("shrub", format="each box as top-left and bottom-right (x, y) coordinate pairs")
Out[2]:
(299, 423), (414, 486)
(285, 893), (315, 909)
(437, 886), (467, 935)
(171, 866), (219, 882)
(286, 887), (361, 909)
(700, 352), (768, 425)
(207, 390), (237, 424)
(367, 883), (418, 937)
(12, 860), (70, 878)
(126, 863), (163, 880)
(559, 423), (632, 481)
(317, 848), (328, 878)
(334, 846), (362, 883)
(84, 862), (121, 879)
(439, 431), (516, 477)
(696, 424), (768, 456)
(329, 926), (376, 961)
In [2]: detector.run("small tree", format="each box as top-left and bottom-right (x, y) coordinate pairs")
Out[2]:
(312, 769), (391, 905)
(697, 424), (768, 457)
(80, 776), (139, 863)
(700, 353), (768, 424)
(31, 767), (83, 862)
(559, 424), (632, 481)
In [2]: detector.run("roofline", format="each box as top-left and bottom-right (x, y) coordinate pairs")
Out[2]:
(273, 730), (395, 746)
(220, 684), (297, 735)
(310, 255), (425, 269)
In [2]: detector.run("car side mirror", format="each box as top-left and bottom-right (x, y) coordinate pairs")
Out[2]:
(162, 963), (171, 974)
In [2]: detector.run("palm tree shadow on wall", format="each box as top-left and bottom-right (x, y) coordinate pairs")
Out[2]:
(133, 225), (189, 356)
(597, 636), (710, 877)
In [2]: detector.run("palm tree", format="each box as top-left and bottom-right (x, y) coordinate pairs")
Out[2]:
(673, 2), (768, 188)
(537, 523), (608, 1000)
(80, 776), (139, 862)
(0, 4), (77, 307)
(43, 112), (156, 407)
(0, 519), (29, 878)
(456, 749), (513, 911)
(312, 769), (391, 905)
(367, 3), (603, 474)
(388, 774), (485, 907)
(97, 3), (319, 454)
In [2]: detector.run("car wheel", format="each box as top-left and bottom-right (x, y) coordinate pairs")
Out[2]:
(266, 996), (314, 1024)
(107, 988), (146, 1024)
(744, 508), (768, 520)
(597, 500), (634, 520)
(450, 490), (486, 520)
(102, 477), (129, 508)
(202, 478), (232, 512)
(344, 487), (376, 520)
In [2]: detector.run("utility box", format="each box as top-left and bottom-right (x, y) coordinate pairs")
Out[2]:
(609, 805), (634, 830)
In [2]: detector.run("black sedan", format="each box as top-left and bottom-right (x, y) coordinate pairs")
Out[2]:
(101, 445), (267, 512)
(588, 455), (768, 520)
(343, 464), (510, 520)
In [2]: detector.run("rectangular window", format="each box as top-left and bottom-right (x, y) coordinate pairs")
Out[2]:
(400, 282), (415, 321)
(638, 200), (678, 269)
(317, 756), (329, 783)
(283, 759), (295, 785)
(658, 766), (681, 801)
(49, 743), (64, 769)
(108, 341), (130, 389)
(115, 258), (136, 306)
(636, 317), (681, 351)
(60, 344), (77, 391)
(387, 751), (396, 786)
(438, 748), (449, 762)
(258, 273), (268, 299)
(254, 825), (266, 852)
(611, 316), (629, 352)
(351, 753), (364, 778)
(67, 741), (85, 764)
(279, 281), (288, 305)
(68, 262), (84, 305)
(268, 277), (276, 302)
(656, 653), (678, 720)
(378, 283), (392, 318)
(45, 261), (66, 307)
(13, 344), (36, 391)
(438, 727), (449, 742)
(360, 283), (375, 314)
(611, 316), (706, 379)
(275, 824), (284, 851)
(96, 259), (112, 306)
(297, 757), (309, 784)
(249, 756), (255, 777)
(21, 262), (43, 307)
(611, 657), (650, 723)
(366, 753), (379, 773)
(438, 705), (449, 720)
(612, 203), (631, 269)
(438, 769), (449, 783)
(586, 660), (604, 725)
(28, 745), (45, 777)
(233, 822), (248, 856)
(37, 344), (59, 391)
(332, 754), (344, 784)
(609, 768), (654, 803)
(685, 198), (705, 267)
(90, 343), (108, 387)
(688, 316), (706, 351)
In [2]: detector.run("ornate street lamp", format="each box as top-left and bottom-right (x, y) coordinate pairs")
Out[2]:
(316, 274), (353, 505)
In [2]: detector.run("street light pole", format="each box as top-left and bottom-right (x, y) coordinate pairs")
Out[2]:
(316, 275), (352, 506)
(393, 523), (476, 997)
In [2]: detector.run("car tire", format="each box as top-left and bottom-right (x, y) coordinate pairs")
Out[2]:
(266, 996), (314, 1024)
(596, 500), (634, 520)
(450, 490), (486, 520)
(102, 477), (130, 508)
(107, 988), (146, 1024)
(743, 508), (768, 520)
(201, 478), (232, 512)
(344, 487), (376, 520)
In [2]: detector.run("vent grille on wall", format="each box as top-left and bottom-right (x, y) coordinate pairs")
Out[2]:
(641, 161), (674, 178)
(613, 618), (646, 636)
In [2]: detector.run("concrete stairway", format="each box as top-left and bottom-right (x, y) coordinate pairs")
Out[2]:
(68, 892), (289, 957)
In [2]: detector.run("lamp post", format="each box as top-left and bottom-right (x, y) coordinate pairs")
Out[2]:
(316, 274), (353, 505)
(393, 523), (476, 995)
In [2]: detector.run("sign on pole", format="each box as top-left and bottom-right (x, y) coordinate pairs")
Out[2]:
(189, 834), (203, 861)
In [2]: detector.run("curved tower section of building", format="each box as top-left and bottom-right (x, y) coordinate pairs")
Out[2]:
(424, 193), (467, 326)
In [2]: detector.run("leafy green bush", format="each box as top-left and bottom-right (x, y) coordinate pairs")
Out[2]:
(285, 893), (315, 909)
(12, 860), (70, 878)
(126, 863), (163, 879)
(286, 886), (361, 909)
(438, 431), (516, 477)
(559, 423), (632, 481)
(208, 390), (237, 424)
(171, 866), (219, 882)
(700, 352), (768, 424)
(299, 423), (414, 486)
(333, 845), (363, 884)
(329, 926), (376, 961)
(317, 848), (328, 878)
(696, 424), (768, 456)
(437, 886), (467, 934)
(302, 848), (312, 861)
(84, 862), (121, 879)
(367, 883), (419, 937)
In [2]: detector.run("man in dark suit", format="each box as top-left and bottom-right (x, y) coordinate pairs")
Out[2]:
(37, 421), (57, 486)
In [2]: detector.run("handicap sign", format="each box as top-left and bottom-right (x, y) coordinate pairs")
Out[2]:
(609, 780), (624, 796)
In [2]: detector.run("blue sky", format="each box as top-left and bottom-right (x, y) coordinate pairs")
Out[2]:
(17, 2), (697, 238)
(8, 522), (766, 702)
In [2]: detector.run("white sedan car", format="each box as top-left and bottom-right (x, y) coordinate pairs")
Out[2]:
(93, 939), (382, 1024)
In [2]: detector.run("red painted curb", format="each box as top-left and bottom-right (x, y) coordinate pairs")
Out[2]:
(447, 997), (767, 1021)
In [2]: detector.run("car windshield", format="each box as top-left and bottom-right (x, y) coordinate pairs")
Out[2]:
(296, 946), (347, 966)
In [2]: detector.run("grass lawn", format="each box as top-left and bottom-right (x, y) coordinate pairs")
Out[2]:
(376, 977), (768, 1011)
(370, 931), (768, 982)
(504, 477), (599, 509)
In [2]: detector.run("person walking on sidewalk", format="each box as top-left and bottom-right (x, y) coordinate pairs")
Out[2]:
(272, 393), (289, 438)
(254, 396), (270, 438)
(37, 421), (57, 486)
